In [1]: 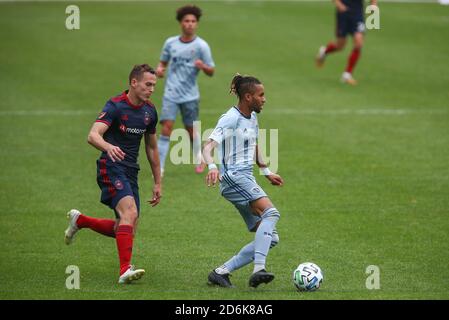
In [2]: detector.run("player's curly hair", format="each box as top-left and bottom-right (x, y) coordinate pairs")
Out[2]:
(229, 73), (262, 100)
(128, 64), (155, 84)
(176, 5), (202, 22)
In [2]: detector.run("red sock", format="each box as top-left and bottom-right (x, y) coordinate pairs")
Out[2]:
(76, 214), (116, 238)
(325, 42), (338, 54)
(116, 225), (134, 275)
(345, 48), (361, 74)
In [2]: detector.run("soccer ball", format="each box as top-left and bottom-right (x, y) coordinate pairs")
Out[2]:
(293, 262), (323, 292)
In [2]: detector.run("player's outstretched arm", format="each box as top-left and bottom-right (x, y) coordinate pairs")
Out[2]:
(255, 145), (284, 186)
(203, 139), (220, 186)
(144, 132), (162, 207)
(87, 122), (125, 162)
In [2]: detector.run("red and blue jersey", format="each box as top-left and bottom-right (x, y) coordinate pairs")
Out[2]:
(341, 0), (364, 13)
(95, 91), (158, 169)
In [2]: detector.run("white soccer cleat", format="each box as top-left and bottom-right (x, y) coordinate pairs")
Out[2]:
(118, 265), (145, 284)
(341, 71), (357, 85)
(64, 209), (81, 245)
(316, 46), (326, 67)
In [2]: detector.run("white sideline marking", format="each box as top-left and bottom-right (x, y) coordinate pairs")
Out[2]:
(0, 0), (440, 3)
(0, 108), (446, 117)
(252, 108), (448, 116)
(0, 110), (93, 116)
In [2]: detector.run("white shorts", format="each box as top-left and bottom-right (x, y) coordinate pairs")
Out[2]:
(220, 171), (267, 231)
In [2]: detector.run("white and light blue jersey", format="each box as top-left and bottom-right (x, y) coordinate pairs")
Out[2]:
(160, 35), (215, 104)
(209, 107), (259, 175)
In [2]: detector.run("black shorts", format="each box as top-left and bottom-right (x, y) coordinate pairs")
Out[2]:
(96, 158), (140, 218)
(336, 10), (365, 37)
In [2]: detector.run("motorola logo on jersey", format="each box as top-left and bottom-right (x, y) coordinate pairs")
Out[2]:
(119, 124), (146, 135)
(127, 127), (146, 135)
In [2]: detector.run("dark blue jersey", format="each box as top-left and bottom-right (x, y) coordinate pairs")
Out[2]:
(341, 0), (364, 13)
(95, 91), (158, 169)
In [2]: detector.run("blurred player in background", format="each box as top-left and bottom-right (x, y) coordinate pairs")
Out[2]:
(203, 74), (284, 288)
(156, 5), (215, 176)
(64, 64), (162, 284)
(316, 0), (378, 85)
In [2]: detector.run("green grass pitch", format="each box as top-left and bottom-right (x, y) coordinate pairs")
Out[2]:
(0, 1), (448, 300)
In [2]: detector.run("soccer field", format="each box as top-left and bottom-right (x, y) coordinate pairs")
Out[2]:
(0, 0), (448, 300)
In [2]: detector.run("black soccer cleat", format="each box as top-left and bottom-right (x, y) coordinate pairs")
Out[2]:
(208, 270), (235, 288)
(248, 270), (275, 288)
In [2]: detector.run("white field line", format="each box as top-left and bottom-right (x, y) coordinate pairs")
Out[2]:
(0, 108), (447, 116)
(0, 0), (441, 3)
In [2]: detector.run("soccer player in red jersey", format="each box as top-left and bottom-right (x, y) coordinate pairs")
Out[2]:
(64, 64), (162, 284)
(316, 0), (378, 85)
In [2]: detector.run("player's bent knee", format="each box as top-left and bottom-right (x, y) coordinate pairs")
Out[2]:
(161, 121), (174, 135)
(161, 128), (172, 137)
(119, 208), (138, 225)
(251, 197), (274, 216)
(261, 207), (280, 221)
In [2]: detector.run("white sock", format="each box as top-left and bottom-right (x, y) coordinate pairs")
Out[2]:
(254, 208), (280, 270)
(253, 263), (265, 274)
(224, 241), (254, 272)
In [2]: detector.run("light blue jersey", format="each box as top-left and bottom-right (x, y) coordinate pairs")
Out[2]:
(210, 106), (268, 231)
(160, 35), (215, 103)
(209, 106), (259, 176)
